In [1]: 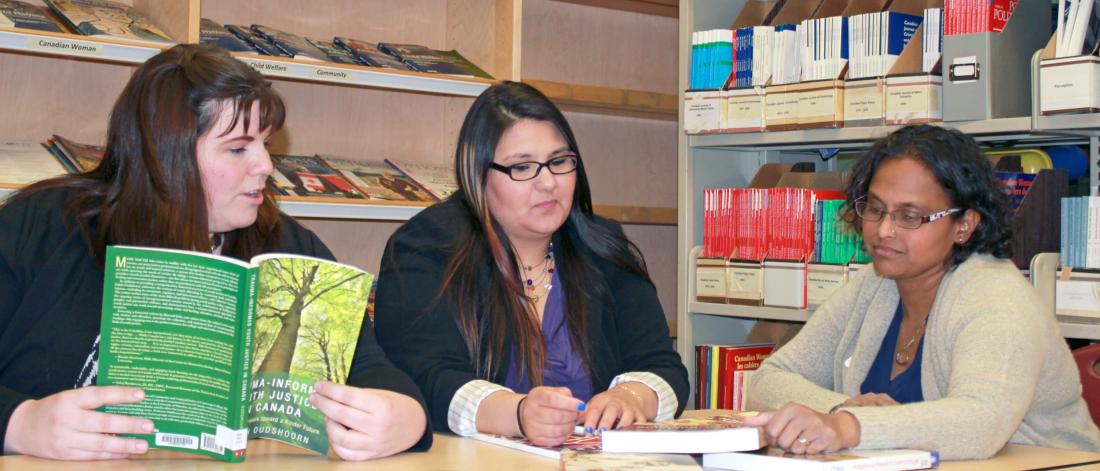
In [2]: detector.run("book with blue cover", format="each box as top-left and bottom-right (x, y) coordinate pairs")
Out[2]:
(377, 42), (493, 79)
(225, 24), (289, 57)
(199, 18), (253, 53)
(305, 38), (360, 65)
(0, 0), (66, 32)
(43, 0), (172, 43)
(333, 37), (410, 70)
(249, 24), (329, 62)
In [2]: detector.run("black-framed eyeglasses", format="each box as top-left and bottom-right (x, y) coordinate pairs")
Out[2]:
(854, 198), (961, 230)
(490, 155), (578, 181)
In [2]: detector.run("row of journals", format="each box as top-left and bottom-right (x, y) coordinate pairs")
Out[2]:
(684, 73), (940, 134)
(695, 256), (868, 310)
(1060, 196), (1100, 270)
(943, 0), (1019, 36)
(694, 343), (774, 411)
(701, 187), (869, 264)
(689, 8), (938, 91)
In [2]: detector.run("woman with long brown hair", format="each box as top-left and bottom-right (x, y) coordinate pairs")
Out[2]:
(374, 81), (688, 446)
(0, 44), (428, 461)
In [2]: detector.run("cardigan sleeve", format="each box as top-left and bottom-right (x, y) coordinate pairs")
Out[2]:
(373, 209), (483, 433)
(746, 271), (864, 413)
(843, 270), (1045, 460)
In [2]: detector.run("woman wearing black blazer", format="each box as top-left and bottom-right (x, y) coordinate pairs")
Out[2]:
(374, 81), (688, 447)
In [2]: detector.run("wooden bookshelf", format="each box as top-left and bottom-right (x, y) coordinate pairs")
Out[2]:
(0, 26), (493, 98)
(593, 204), (677, 225)
(527, 79), (677, 120)
(552, 0), (679, 17)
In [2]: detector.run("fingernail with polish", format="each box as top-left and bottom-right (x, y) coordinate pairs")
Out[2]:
(577, 403), (586, 411)
(599, 427), (606, 434)
(586, 426), (593, 434)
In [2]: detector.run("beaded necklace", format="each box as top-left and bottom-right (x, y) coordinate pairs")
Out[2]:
(521, 242), (555, 303)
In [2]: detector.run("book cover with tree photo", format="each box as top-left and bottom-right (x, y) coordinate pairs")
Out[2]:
(98, 247), (371, 461)
(248, 256), (371, 454)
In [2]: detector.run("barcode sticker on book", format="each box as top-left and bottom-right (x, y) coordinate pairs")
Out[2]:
(216, 424), (248, 451)
(155, 433), (198, 450)
(200, 433), (225, 455)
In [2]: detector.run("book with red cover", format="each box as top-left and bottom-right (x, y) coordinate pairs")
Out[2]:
(271, 154), (365, 199)
(724, 343), (774, 411)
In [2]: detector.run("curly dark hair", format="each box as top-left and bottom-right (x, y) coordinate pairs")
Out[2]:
(841, 124), (1015, 268)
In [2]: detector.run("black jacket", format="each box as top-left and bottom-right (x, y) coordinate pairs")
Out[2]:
(373, 198), (689, 432)
(0, 188), (431, 452)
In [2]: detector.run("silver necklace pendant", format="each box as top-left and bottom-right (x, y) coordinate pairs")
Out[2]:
(894, 350), (911, 365)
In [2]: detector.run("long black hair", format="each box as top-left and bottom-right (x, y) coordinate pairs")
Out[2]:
(842, 124), (1014, 267)
(443, 81), (651, 384)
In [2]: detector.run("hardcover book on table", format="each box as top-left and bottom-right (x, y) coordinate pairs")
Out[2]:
(702, 447), (939, 471)
(199, 18), (253, 53)
(271, 154), (366, 199)
(383, 159), (457, 201)
(98, 246), (373, 462)
(0, 0), (66, 32)
(472, 427), (601, 459)
(599, 413), (765, 454)
(333, 37), (411, 70)
(43, 0), (173, 43)
(319, 156), (434, 203)
(0, 139), (68, 188)
(561, 449), (703, 470)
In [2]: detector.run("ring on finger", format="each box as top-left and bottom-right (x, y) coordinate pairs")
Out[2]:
(796, 437), (810, 446)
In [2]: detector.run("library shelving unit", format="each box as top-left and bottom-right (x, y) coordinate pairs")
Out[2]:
(0, 0), (680, 286)
(676, 0), (1100, 383)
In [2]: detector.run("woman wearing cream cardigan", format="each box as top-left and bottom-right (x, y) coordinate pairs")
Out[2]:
(745, 125), (1100, 460)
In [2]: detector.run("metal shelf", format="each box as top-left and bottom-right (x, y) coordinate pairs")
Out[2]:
(688, 117), (1038, 151)
(689, 302), (810, 323)
(1061, 322), (1100, 340)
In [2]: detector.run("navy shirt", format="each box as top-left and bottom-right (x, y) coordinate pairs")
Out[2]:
(861, 301), (925, 404)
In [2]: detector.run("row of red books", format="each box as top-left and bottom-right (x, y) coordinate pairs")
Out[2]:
(702, 187), (844, 262)
(944, 0), (1018, 35)
(695, 343), (775, 411)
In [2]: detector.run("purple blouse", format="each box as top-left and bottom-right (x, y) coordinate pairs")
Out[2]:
(503, 269), (593, 401)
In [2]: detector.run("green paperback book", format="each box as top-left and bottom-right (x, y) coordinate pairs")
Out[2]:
(97, 245), (372, 462)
